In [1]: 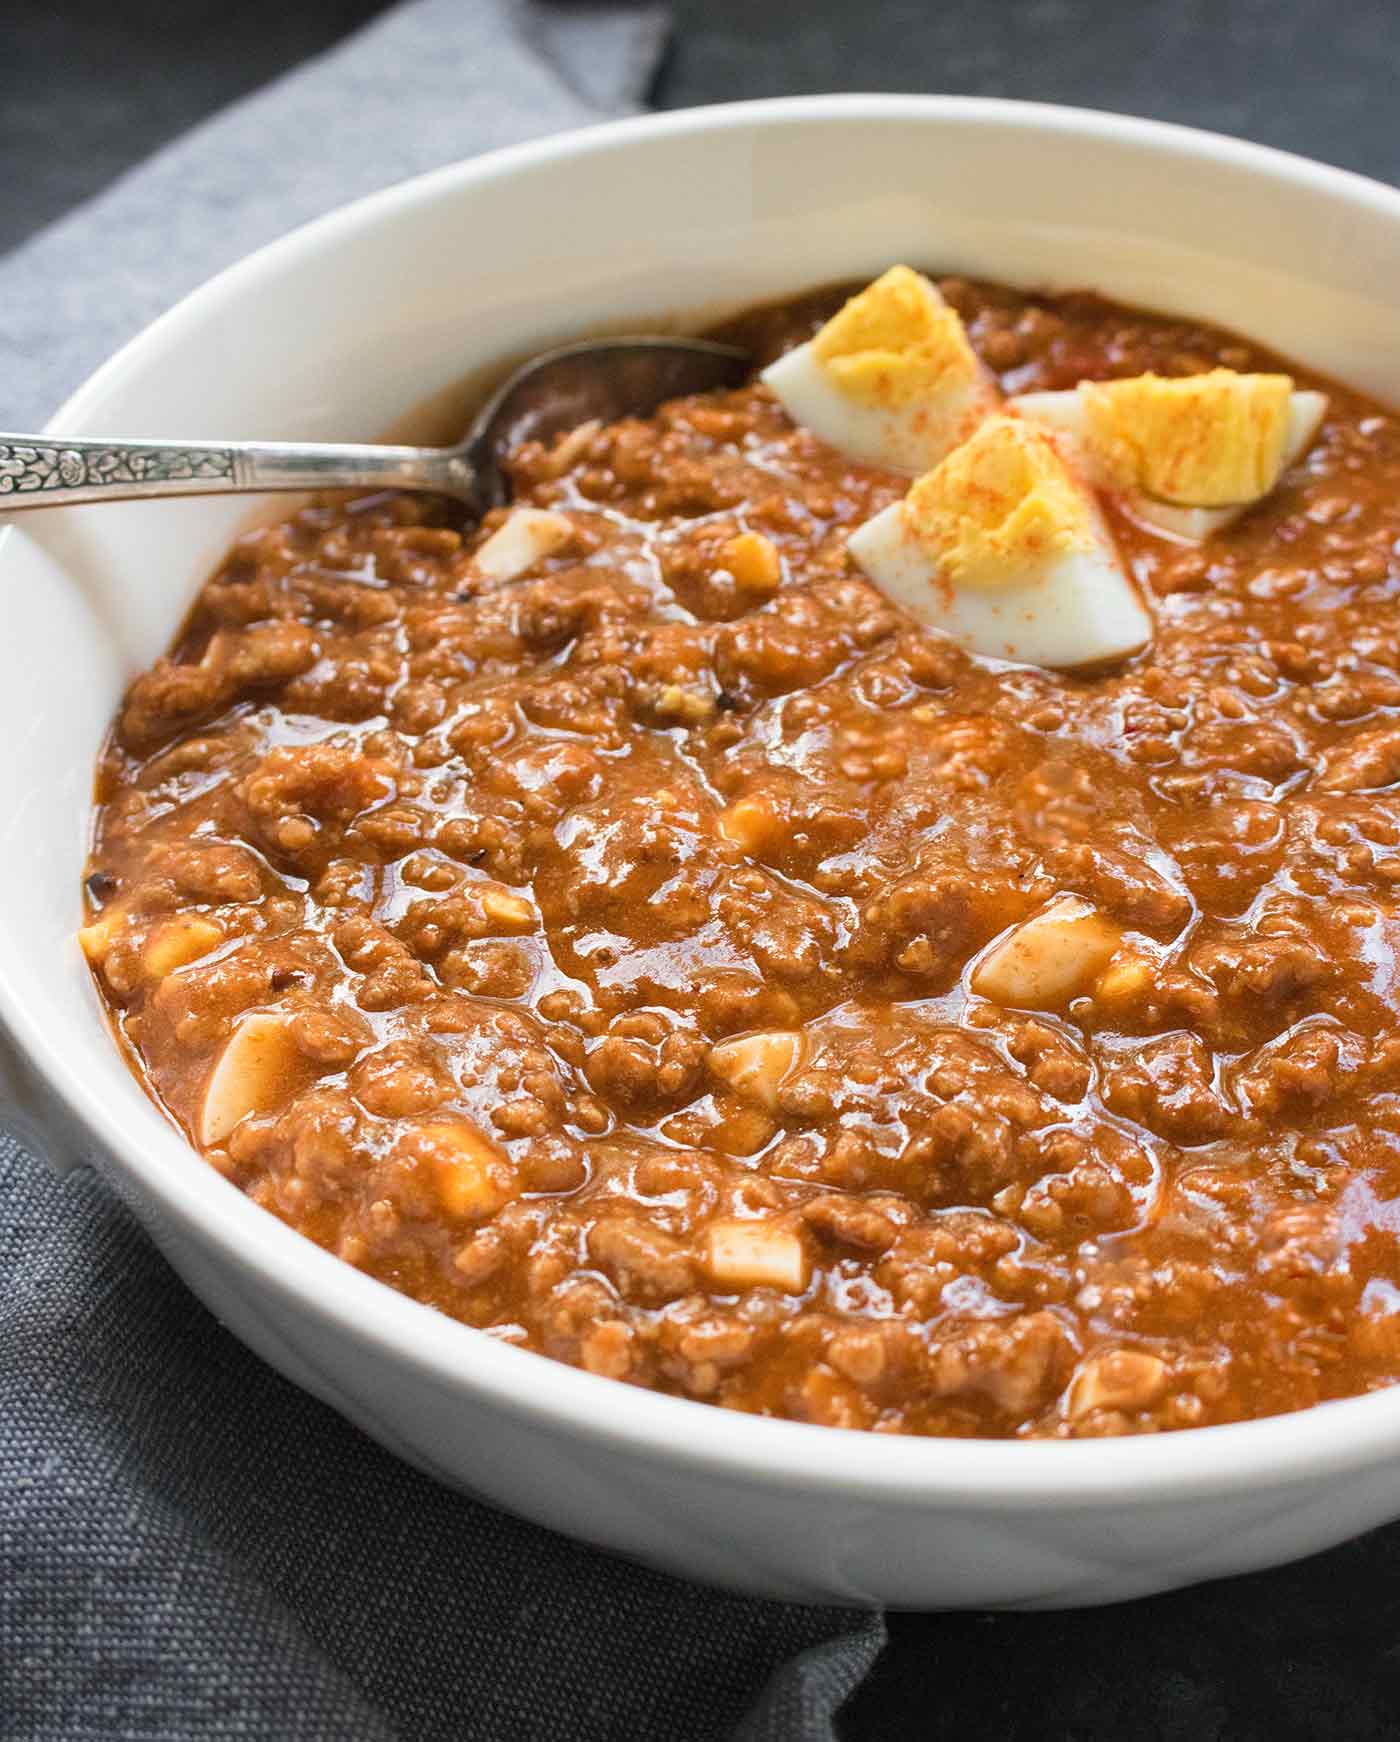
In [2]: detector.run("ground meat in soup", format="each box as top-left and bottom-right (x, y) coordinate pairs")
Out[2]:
(82, 278), (1400, 1439)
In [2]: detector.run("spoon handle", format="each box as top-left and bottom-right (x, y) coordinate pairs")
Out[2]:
(0, 433), (473, 510)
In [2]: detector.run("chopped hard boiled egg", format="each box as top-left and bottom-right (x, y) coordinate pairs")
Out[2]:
(1009, 369), (1328, 541)
(472, 506), (574, 582)
(971, 896), (1122, 1009)
(704, 1218), (810, 1293)
(708, 1030), (802, 1110)
(760, 265), (1000, 472)
(200, 1013), (317, 1147)
(847, 414), (1152, 668)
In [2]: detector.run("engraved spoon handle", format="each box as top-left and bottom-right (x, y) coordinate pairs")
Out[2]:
(0, 433), (476, 510)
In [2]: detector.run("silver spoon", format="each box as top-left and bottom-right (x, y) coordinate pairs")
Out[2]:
(0, 337), (751, 519)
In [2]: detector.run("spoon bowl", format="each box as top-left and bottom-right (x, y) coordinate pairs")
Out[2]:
(462, 336), (751, 512)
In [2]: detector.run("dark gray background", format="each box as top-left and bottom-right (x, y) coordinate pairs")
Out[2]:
(6, 1), (1400, 1736)
(4, 0), (1398, 256)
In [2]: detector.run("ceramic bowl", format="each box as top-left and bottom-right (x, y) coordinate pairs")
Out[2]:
(8, 96), (1400, 1607)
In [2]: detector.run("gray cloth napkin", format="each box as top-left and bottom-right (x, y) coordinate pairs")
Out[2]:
(2, 1138), (883, 1740)
(1, 0), (666, 428)
(0, 4), (886, 1736)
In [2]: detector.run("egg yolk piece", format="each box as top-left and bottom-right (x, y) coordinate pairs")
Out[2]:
(810, 265), (981, 406)
(847, 415), (1152, 669)
(1010, 369), (1328, 541)
(760, 266), (1000, 472)
(902, 413), (1097, 587)
(1081, 370), (1293, 506)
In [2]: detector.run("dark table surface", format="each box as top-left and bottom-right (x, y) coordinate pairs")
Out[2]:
(7, 1), (1400, 1736)
(6, 0), (1399, 258)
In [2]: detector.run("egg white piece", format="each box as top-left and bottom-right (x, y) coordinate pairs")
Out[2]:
(1009, 385), (1328, 541)
(763, 340), (996, 473)
(759, 266), (999, 473)
(847, 414), (1152, 669)
(472, 506), (574, 582)
(850, 497), (1151, 668)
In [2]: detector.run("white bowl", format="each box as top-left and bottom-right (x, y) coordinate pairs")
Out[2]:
(8, 96), (1400, 1609)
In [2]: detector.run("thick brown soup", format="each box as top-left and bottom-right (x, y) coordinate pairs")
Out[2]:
(82, 279), (1400, 1438)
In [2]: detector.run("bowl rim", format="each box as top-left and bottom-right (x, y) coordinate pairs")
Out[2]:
(22, 92), (1400, 1506)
